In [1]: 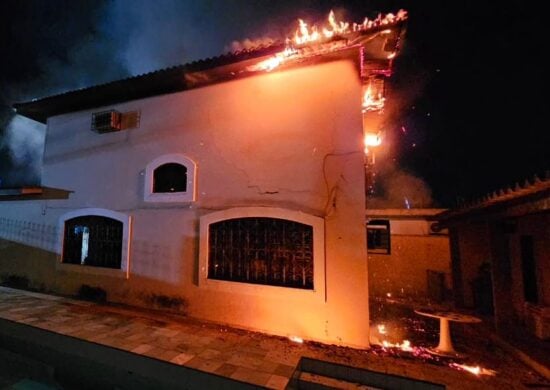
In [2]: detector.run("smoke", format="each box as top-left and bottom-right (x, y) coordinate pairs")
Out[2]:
(0, 115), (46, 188)
(368, 164), (434, 209)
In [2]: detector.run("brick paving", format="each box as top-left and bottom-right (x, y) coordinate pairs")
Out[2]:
(0, 286), (548, 389)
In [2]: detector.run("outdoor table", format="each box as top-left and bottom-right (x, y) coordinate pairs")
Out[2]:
(414, 308), (481, 356)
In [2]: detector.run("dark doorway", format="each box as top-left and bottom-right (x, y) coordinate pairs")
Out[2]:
(520, 235), (538, 303)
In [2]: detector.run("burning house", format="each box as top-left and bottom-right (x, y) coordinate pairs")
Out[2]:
(0, 11), (407, 348)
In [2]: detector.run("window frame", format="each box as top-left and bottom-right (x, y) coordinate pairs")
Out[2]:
(144, 154), (197, 203)
(199, 207), (325, 301)
(366, 219), (391, 255)
(57, 208), (132, 278)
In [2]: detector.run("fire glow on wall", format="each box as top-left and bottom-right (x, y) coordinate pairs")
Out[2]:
(245, 9), (406, 165)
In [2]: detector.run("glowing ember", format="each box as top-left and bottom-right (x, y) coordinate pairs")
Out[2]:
(289, 335), (304, 343)
(449, 363), (497, 376)
(386, 292), (392, 298)
(377, 324), (387, 334)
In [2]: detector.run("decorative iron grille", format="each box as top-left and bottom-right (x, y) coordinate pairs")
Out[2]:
(63, 216), (123, 269)
(208, 217), (314, 289)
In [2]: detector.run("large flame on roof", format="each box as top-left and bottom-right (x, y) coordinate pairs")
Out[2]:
(294, 9), (407, 46)
(248, 9), (407, 72)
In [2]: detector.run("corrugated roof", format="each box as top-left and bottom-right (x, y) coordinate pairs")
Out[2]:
(438, 172), (550, 222)
(365, 208), (448, 219)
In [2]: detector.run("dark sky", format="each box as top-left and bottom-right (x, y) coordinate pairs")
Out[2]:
(0, 0), (547, 207)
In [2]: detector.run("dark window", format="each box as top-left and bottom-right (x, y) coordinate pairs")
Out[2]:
(153, 163), (187, 193)
(520, 235), (538, 303)
(208, 217), (314, 289)
(63, 216), (123, 269)
(367, 219), (390, 254)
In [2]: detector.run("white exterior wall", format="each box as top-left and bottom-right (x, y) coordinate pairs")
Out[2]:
(0, 60), (370, 347)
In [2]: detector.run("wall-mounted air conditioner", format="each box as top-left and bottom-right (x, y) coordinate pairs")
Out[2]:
(91, 110), (122, 133)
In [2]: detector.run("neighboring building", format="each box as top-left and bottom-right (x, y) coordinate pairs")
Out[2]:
(366, 209), (451, 302)
(0, 14), (407, 348)
(438, 176), (550, 340)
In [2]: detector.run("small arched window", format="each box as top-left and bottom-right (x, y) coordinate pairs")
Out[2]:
(153, 163), (187, 193)
(145, 154), (196, 202)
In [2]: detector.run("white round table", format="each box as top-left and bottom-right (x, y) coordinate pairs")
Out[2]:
(414, 308), (481, 356)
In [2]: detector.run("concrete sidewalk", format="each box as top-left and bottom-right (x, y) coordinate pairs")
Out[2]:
(0, 287), (548, 389)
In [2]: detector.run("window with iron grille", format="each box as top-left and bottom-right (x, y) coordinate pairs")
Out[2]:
(208, 217), (314, 289)
(63, 216), (123, 269)
(153, 163), (187, 193)
(367, 219), (390, 254)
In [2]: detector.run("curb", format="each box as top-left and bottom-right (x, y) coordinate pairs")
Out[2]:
(489, 333), (550, 381)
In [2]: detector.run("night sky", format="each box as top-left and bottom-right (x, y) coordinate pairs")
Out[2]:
(0, 0), (547, 207)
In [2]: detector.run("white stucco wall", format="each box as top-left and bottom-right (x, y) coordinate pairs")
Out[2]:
(0, 59), (369, 347)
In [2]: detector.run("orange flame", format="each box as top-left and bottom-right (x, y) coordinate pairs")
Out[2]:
(364, 132), (382, 149)
(382, 339), (413, 352)
(377, 324), (387, 334)
(449, 363), (497, 376)
(248, 9), (407, 73)
(247, 47), (297, 72)
(362, 84), (385, 112)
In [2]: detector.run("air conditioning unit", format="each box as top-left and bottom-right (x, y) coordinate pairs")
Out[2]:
(91, 110), (122, 133)
(429, 222), (443, 235)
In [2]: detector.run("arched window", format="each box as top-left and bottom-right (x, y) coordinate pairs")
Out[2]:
(199, 207), (325, 299)
(58, 208), (131, 274)
(208, 217), (314, 289)
(63, 216), (123, 269)
(145, 154), (196, 202)
(153, 163), (187, 193)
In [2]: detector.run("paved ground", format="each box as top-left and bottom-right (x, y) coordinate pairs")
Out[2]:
(0, 287), (549, 389)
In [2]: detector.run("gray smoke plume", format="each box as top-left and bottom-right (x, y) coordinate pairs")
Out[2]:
(368, 164), (434, 209)
(0, 115), (46, 187)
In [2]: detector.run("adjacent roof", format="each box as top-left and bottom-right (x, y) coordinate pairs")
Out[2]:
(13, 21), (406, 123)
(438, 173), (550, 223)
(0, 186), (73, 201)
(365, 208), (447, 220)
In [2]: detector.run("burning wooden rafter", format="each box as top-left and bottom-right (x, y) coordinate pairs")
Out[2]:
(247, 9), (407, 73)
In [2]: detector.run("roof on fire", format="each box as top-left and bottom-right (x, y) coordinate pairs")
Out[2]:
(13, 21), (406, 123)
